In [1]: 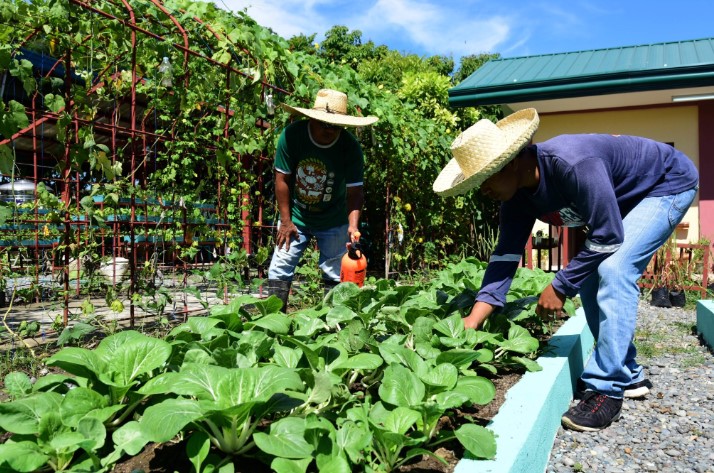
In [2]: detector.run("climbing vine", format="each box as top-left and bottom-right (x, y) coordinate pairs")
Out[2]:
(0, 0), (500, 279)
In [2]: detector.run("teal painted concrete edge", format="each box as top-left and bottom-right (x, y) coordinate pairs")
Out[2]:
(696, 300), (714, 350)
(455, 309), (594, 473)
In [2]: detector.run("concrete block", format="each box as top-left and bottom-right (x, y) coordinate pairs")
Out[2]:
(696, 300), (714, 350)
(455, 309), (594, 473)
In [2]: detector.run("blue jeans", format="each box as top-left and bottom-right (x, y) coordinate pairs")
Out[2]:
(579, 187), (697, 398)
(268, 223), (349, 282)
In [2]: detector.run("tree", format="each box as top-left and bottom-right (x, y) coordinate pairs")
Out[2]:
(453, 52), (500, 84)
(317, 25), (387, 67)
(288, 32), (318, 55)
(426, 55), (455, 77)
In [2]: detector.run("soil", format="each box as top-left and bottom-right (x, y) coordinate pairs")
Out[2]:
(110, 372), (522, 473)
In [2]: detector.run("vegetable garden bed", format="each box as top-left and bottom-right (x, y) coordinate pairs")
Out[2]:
(0, 259), (573, 472)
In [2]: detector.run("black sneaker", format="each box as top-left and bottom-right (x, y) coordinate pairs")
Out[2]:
(561, 391), (623, 432)
(624, 379), (653, 399)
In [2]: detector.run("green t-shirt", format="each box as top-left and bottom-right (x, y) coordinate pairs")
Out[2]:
(274, 120), (364, 230)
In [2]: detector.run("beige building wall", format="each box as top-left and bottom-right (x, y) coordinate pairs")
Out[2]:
(530, 106), (700, 243)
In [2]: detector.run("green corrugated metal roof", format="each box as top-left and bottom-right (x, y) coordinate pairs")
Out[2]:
(449, 37), (714, 106)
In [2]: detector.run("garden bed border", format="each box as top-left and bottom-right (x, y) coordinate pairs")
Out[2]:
(696, 300), (714, 350)
(455, 309), (594, 473)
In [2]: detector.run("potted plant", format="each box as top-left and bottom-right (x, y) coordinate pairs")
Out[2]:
(531, 229), (559, 249)
(648, 233), (694, 308)
(649, 234), (676, 308)
(667, 259), (687, 308)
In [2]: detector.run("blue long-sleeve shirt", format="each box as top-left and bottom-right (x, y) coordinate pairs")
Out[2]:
(477, 134), (699, 306)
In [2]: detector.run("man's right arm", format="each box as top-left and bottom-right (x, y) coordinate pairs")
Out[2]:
(274, 171), (298, 250)
(465, 203), (535, 329)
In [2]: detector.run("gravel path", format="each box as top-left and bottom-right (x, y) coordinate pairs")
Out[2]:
(547, 301), (714, 473)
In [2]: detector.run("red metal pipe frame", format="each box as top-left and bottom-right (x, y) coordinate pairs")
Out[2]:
(3, 0), (287, 324)
(68, 0), (290, 95)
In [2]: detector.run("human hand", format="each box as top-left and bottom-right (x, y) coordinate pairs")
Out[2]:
(276, 221), (298, 251)
(536, 283), (566, 320)
(463, 301), (494, 330)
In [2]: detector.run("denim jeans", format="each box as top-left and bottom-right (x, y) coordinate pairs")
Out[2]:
(268, 223), (349, 282)
(579, 187), (697, 398)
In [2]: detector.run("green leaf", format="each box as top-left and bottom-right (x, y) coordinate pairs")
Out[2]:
(511, 356), (542, 372)
(315, 453), (351, 473)
(453, 376), (496, 405)
(325, 305), (358, 327)
(44, 93), (66, 112)
(56, 322), (95, 346)
(499, 323), (539, 354)
(111, 421), (150, 456)
(3, 372), (32, 399)
(378, 364), (425, 407)
(455, 424), (497, 459)
(253, 417), (313, 459)
(434, 390), (470, 409)
(0, 441), (49, 472)
(383, 406), (420, 435)
(0, 145), (13, 175)
(418, 362), (458, 389)
(304, 371), (335, 406)
(432, 313), (464, 338)
(187, 316), (223, 336)
(378, 344), (427, 375)
(245, 313), (292, 334)
(435, 348), (492, 368)
(32, 374), (74, 393)
(293, 308), (329, 337)
(47, 347), (106, 381)
(272, 345), (302, 368)
(251, 295), (285, 315)
(187, 430), (211, 473)
(271, 457), (312, 473)
(139, 364), (225, 399)
(140, 398), (204, 442)
(0, 392), (63, 434)
(59, 387), (108, 428)
(217, 365), (303, 407)
(98, 332), (172, 386)
(76, 416), (107, 451)
(335, 420), (371, 465)
(8, 100), (29, 132)
(332, 352), (383, 371)
(283, 336), (321, 371)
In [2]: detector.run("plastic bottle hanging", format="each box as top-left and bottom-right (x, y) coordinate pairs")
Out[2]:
(158, 56), (173, 87)
(265, 92), (275, 117)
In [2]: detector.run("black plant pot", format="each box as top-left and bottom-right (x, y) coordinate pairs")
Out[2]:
(650, 286), (672, 308)
(669, 290), (686, 307)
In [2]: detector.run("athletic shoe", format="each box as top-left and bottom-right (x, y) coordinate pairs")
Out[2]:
(624, 379), (653, 398)
(561, 391), (623, 432)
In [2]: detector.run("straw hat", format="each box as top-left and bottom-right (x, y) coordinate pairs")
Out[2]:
(433, 108), (539, 197)
(281, 89), (379, 127)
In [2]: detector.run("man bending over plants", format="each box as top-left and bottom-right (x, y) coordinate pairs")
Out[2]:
(433, 109), (698, 432)
(267, 89), (378, 312)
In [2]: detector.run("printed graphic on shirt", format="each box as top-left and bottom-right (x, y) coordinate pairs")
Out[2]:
(295, 158), (334, 205)
(539, 206), (586, 227)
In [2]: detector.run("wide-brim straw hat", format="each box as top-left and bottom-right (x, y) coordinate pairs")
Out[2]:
(281, 88), (379, 127)
(433, 108), (540, 197)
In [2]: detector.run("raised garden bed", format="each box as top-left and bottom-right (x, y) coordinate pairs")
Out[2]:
(0, 262), (578, 472)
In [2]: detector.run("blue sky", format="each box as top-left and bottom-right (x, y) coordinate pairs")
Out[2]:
(220, 0), (714, 62)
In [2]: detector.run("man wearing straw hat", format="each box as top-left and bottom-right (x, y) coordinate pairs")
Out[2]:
(266, 88), (378, 312)
(433, 109), (698, 432)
